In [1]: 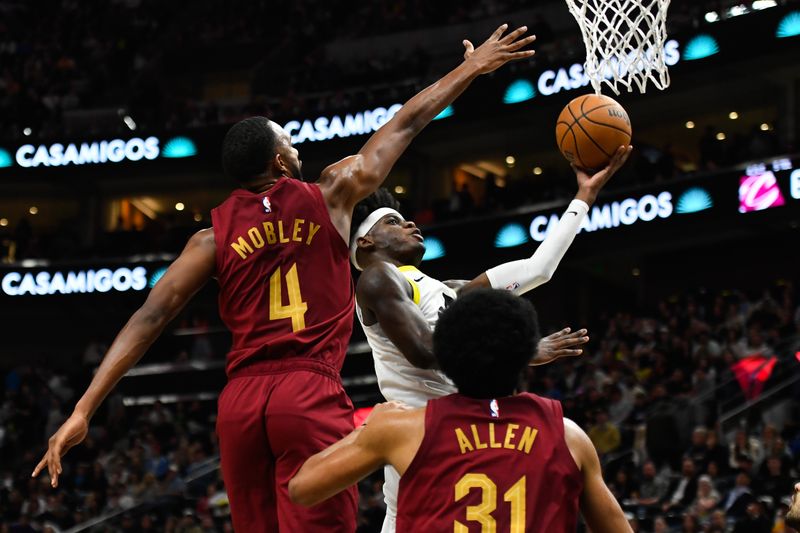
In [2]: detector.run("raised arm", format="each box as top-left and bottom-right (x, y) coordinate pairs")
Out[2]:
(564, 418), (633, 533)
(357, 263), (436, 369)
(318, 25), (535, 233)
(32, 229), (217, 487)
(459, 146), (632, 296)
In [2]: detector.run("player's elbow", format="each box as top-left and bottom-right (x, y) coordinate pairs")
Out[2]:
(287, 475), (319, 507)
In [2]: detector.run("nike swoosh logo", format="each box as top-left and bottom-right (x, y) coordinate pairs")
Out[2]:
(566, 210), (578, 215)
(412, 277), (424, 282)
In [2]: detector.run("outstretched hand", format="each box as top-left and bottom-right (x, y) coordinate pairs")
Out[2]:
(531, 327), (589, 366)
(574, 145), (633, 205)
(32, 412), (89, 488)
(463, 24), (536, 75)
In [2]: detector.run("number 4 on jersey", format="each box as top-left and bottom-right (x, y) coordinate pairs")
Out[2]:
(269, 264), (308, 332)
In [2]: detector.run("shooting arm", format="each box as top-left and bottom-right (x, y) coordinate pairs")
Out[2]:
(459, 199), (588, 295)
(357, 264), (436, 369)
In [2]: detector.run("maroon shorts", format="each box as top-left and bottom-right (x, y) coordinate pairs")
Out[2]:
(217, 359), (357, 532)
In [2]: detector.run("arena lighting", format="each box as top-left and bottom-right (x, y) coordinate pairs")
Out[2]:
(7, 135), (197, 168)
(148, 266), (168, 288)
(776, 11), (800, 38)
(751, 0), (777, 10)
(739, 172), (786, 212)
(676, 187), (714, 214)
(433, 105), (454, 120)
(685, 121), (695, 129)
(704, 11), (720, 22)
(123, 115), (137, 131)
(503, 79), (536, 104)
(1, 266), (149, 296)
(494, 223), (529, 248)
(683, 35), (720, 60)
(23, 127), (32, 136)
(728, 111), (739, 120)
(161, 136), (197, 158)
(791, 169), (800, 199)
(716, 132), (726, 140)
(727, 4), (750, 18)
(284, 103), (403, 145)
(421, 236), (445, 261)
(530, 191), (674, 242)
(0, 218), (7, 227)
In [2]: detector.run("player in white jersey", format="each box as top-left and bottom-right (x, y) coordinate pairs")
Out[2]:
(349, 146), (632, 532)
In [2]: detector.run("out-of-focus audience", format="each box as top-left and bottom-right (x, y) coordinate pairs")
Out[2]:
(2, 278), (799, 531)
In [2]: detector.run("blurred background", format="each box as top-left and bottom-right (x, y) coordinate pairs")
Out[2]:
(1, 0), (800, 531)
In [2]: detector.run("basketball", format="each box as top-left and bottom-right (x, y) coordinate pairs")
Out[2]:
(555, 94), (632, 170)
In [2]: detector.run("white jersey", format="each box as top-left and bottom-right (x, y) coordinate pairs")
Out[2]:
(356, 265), (457, 407)
(356, 264), (458, 533)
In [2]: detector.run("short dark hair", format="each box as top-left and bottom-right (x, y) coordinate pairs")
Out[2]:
(350, 188), (401, 243)
(434, 289), (540, 398)
(222, 117), (277, 183)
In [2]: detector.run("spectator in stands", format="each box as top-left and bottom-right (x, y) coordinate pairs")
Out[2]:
(733, 500), (771, 533)
(663, 457), (699, 513)
(758, 456), (793, 504)
(723, 471), (755, 519)
(690, 474), (720, 521)
(731, 324), (774, 360)
(686, 426), (709, 469)
(729, 429), (762, 472)
(633, 460), (669, 514)
(588, 409), (622, 456)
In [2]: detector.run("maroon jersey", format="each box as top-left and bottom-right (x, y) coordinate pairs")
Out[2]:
(396, 392), (582, 532)
(211, 177), (354, 377)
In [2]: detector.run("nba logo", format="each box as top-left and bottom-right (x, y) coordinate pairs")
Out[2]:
(490, 399), (499, 418)
(263, 196), (272, 213)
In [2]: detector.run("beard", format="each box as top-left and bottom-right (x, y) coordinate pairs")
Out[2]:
(286, 160), (304, 182)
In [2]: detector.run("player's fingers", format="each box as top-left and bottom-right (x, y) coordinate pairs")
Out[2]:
(488, 23), (509, 42)
(556, 335), (590, 348)
(500, 25), (527, 44)
(558, 349), (584, 357)
(32, 456), (47, 477)
(509, 50), (536, 60)
(47, 455), (58, 487)
(506, 34), (536, 51)
(463, 40), (474, 59)
(610, 145), (631, 168)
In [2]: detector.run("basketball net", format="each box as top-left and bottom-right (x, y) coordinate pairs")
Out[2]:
(565, 0), (671, 95)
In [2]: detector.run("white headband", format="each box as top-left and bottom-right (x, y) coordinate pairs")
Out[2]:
(350, 207), (404, 271)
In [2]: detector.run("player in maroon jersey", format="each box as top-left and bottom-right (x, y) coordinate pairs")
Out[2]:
(32, 25), (536, 532)
(289, 289), (632, 533)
